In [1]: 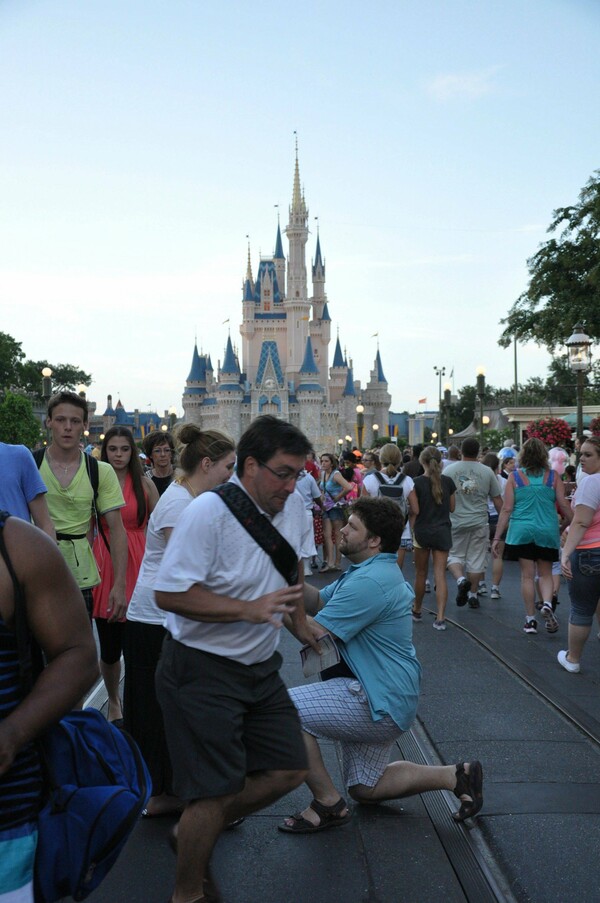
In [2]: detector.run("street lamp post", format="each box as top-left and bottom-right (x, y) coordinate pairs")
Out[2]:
(355, 401), (364, 451)
(433, 365), (446, 441)
(566, 323), (593, 441)
(337, 438), (343, 457)
(41, 368), (53, 441)
(76, 383), (87, 399)
(443, 383), (452, 446)
(476, 366), (486, 447)
(372, 423), (379, 444)
(344, 434), (352, 451)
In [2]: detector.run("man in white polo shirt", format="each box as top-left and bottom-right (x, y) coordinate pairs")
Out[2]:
(155, 415), (319, 903)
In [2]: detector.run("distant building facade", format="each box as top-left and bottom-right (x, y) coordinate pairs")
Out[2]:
(181, 149), (391, 448)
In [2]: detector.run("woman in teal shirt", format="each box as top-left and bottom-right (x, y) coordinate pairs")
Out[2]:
(492, 438), (572, 636)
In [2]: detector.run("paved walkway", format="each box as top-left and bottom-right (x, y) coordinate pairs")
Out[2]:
(89, 558), (600, 902)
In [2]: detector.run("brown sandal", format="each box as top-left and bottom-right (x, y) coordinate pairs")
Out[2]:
(452, 761), (483, 821)
(278, 796), (351, 833)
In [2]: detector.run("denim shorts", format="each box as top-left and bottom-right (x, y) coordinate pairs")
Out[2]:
(567, 548), (600, 626)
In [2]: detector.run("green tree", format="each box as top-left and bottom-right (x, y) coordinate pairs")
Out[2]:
(0, 332), (25, 392)
(499, 171), (600, 351)
(0, 392), (42, 447)
(17, 359), (92, 396)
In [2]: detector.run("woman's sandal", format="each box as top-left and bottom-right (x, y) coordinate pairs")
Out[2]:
(278, 796), (351, 833)
(452, 761), (483, 822)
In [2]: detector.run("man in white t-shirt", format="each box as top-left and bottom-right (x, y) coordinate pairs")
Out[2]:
(155, 415), (318, 903)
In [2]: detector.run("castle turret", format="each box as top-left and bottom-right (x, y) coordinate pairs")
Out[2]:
(182, 341), (208, 425)
(273, 222), (286, 300)
(363, 348), (392, 444)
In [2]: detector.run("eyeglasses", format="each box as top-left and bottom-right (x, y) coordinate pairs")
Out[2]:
(259, 461), (304, 483)
(153, 447), (172, 455)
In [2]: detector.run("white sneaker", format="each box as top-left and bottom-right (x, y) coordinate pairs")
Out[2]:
(477, 581), (487, 595)
(557, 650), (580, 673)
(490, 585), (500, 599)
(425, 580), (431, 593)
(433, 620), (446, 631)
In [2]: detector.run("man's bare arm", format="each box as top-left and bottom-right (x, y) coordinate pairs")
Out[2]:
(0, 520), (98, 775)
(27, 494), (56, 541)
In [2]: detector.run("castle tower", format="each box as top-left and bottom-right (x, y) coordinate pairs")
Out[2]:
(273, 222), (286, 300)
(283, 142), (311, 383)
(182, 342), (208, 425)
(240, 245), (256, 376)
(296, 337), (324, 441)
(329, 335), (348, 405)
(363, 348), (392, 443)
(309, 231), (331, 395)
(217, 335), (244, 441)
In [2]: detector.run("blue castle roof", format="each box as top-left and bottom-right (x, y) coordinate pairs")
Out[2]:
(321, 302), (331, 321)
(274, 224), (285, 259)
(312, 234), (324, 276)
(186, 343), (206, 383)
(299, 337), (320, 376)
(256, 340), (284, 386)
(221, 336), (240, 375)
(332, 338), (345, 368)
(343, 365), (356, 396)
(375, 349), (386, 383)
(253, 260), (282, 304)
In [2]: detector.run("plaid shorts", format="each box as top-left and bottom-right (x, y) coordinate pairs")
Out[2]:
(288, 678), (400, 788)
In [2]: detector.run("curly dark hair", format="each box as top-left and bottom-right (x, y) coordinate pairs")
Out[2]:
(349, 496), (404, 553)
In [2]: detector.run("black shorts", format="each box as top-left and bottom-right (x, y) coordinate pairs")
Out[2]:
(155, 636), (307, 801)
(503, 542), (558, 562)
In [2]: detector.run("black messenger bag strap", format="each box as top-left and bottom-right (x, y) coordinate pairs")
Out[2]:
(211, 483), (299, 586)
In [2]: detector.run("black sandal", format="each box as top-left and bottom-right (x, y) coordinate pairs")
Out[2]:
(452, 761), (483, 821)
(278, 796), (351, 833)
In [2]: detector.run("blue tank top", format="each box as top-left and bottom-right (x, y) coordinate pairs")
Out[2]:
(506, 468), (559, 550)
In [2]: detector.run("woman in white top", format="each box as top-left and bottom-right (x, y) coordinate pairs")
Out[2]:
(124, 425), (236, 817)
(362, 443), (418, 570)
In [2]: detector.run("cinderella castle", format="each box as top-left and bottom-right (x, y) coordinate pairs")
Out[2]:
(181, 148), (391, 448)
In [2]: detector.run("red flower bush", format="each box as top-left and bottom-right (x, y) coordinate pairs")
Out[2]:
(590, 417), (600, 437)
(526, 417), (572, 447)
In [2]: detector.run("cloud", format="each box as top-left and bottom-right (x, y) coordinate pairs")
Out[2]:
(427, 66), (503, 101)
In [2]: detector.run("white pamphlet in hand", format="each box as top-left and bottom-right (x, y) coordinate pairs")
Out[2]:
(300, 634), (340, 678)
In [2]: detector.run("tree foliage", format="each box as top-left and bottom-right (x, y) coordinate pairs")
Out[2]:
(499, 171), (600, 351)
(0, 332), (91, 399)
(18, 359), (92, 396)
(0, 332), (25, 391)
(0, 392), (41, 447)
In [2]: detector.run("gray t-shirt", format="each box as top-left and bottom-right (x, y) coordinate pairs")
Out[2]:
(444, 460), (501, 530)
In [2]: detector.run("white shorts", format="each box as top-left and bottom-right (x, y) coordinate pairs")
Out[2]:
(447, 523), (489, 574)
(288, 678), (401, 788)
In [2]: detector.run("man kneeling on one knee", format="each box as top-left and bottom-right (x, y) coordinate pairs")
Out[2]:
(279, 496), (483, 834)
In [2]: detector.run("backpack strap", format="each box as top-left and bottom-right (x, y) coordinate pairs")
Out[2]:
(372, 472), (385, 484)
(212, 483), (299, 586)
(545, 468), (556, 488)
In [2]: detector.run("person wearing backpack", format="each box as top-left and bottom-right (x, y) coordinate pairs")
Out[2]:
(33, 392), (128, 621)
(0, 514), (97, 902)
(362, 443), (418, 570)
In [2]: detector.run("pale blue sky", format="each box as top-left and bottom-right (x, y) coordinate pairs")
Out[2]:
(1, 0), (599, 420)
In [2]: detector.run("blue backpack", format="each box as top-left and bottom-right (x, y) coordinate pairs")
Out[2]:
(0, 512), (151, 903)
(34, 708), (151, 902)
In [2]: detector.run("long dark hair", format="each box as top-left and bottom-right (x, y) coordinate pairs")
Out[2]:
(101, 426), (147, 526)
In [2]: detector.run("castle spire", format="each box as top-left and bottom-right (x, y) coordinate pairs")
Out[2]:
(290, 133), (306, 217)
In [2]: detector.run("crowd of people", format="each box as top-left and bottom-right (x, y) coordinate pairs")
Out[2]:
(0, 390), (597, 902)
